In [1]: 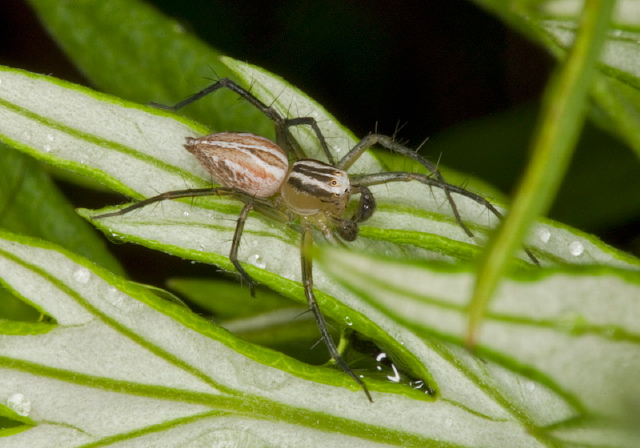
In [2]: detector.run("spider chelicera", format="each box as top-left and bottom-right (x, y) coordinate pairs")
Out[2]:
(95, 77), (538, 402)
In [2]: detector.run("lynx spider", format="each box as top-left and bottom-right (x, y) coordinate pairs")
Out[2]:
(95, 77), (538, 402)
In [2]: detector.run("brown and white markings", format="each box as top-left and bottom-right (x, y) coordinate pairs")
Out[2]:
(185, 132), (288, 198)
(95, 77), (539, 403)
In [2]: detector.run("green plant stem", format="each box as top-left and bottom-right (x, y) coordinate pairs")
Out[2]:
(466, 0), (616, 348)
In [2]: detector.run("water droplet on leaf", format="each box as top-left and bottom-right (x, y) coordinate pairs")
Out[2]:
(537, 228), (550, 243)
(247, 253), (266, 269)
(7, 393), (30, 416)
(444, 418), (453, 428)
(569, 241), (584, 256)
(72, 267), (91, 284)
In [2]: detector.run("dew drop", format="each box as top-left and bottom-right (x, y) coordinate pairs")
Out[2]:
(180, 428), (269, 447)
(526, 381), (536, 392)
(43, 145), (51, 153)
(409, 379), (435, 395)
(374, 352), (386, 371)
(229, 356), (290, 392)
(247, 253), (266, 269)
(537, 228), (551, 243)
(0, 78), (2, 86)
(72, 267), (91, 284)
(183, 211), (190, 217)
(105, 286), (139, 311)
(7, 393), (30, 416)
(344, 316), (353, 326)
(444, 418), (453, 428)
(198, 244), (206, 251)
(569, 241), (584, 256)
(253, 368), (289, 390)
(387, 363), (401, 383)
(46, 134), (54, 142)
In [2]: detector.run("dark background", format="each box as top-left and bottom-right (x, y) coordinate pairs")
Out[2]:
(1, 0), (639, 285)
(0, 0), (549, 143)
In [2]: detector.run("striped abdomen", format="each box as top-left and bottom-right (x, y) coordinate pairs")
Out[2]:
(185, 132), (288, 198)
(281, 159), (351, 217)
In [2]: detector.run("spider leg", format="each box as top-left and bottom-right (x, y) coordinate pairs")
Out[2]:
(93, 186), (268, 287)
(92, 187), (237, 219)
(352, 172), (540, 265)
(230, 201), (259, 296)
(301, 224), (373, 402)
(283, 117), (334, 165)
(337, 134), (472, 238)
(149, 78), (334, 162)
(149, 78), (280, 122)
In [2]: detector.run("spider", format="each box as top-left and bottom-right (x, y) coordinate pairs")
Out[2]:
(95, 77), (538, 402)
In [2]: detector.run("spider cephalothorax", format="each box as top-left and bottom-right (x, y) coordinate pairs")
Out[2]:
(95, 77), (538, 402)
(282, 159), (351, 218)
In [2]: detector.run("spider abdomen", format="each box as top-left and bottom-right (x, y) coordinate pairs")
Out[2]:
(281, 159), (351, 217)
(184, 132), (288, 198)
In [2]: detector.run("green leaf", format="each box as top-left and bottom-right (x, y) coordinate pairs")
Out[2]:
(472, 0), (640, 161)
(319, 245), (640, 446)
(1, 55), (640, 445)
(0, 65), (210, 200)
(2, 230), (639, 446)
(0, 231), (430, 447)
(166, 278), (320, 362)
(167, 278), (296, 319)
(25, 0), (272, 136)
(429, 104), (640, 231)
(0, 145), (123, 278)
(467, 0), (615, 346)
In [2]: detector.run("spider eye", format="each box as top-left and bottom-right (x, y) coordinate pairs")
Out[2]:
(282, 160), (351, 217)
